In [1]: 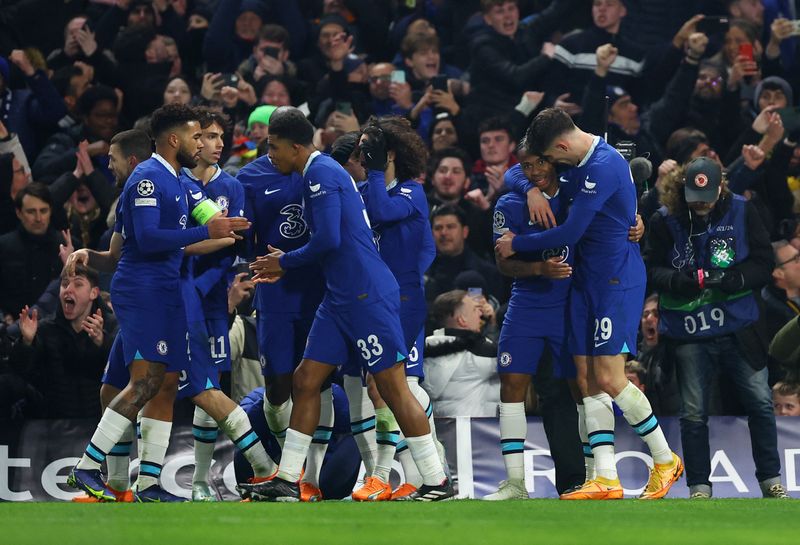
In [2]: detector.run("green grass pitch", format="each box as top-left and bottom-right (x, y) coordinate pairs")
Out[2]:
(2, 499), (798, 545)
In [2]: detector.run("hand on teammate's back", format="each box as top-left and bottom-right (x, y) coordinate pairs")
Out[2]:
(541, 257), (572, 279)
(628, 214), (644, 242)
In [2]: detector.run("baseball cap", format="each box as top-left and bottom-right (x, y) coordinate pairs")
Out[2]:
(606, 85), (629, 108)
(683, 156), (721, 203)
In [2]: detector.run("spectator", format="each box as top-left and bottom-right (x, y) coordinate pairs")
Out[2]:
(773, 382), (800, 416)
(636, 293), (681, 416)
(51, 62), (94, 131)
(464, 0), (569, 128)
(46, 15), (119, 89)
(471, 116), (517, 198)
(427, 148), (494, 258)
(624, 360), (647, 393)
(0, 183), (65, 321)
(429, 114), (459, 153)
(547, 0), (647, 109)
(162, 76), (192, 106)
(425, 205), (505, 303)
(256, 76), (295, 107)
(643, 157), (785, 498)
(422, 289), (500, 417)
(223, 104), (275, 175)
(0, 150), (30, 236)
(0, 50), (67, 159)
(32, 84), (118, 184)
(237, 24), (302, 100)
(763, 240), (800, 342)
(365, 62), (409, 118)
(296, 14), (353, 92)
(580, 33), (710, 170)
(10, 263), (115, 419)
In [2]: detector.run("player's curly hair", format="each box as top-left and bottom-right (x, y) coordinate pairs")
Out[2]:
(195, 106), (231, 133)
(149, 103), (200, 140)
(659, 163), (730, 217)
(362, 115), (428, 183)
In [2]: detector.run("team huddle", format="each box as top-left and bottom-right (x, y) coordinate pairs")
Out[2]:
(64, 103), (683, 503)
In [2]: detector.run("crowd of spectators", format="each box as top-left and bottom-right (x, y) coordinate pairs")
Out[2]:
(0, 0), (798, 428)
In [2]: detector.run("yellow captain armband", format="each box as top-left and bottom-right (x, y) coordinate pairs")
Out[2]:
(191, 199), (221, 225)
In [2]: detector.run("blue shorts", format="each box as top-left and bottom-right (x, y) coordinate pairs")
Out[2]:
(102, 332), (129, 389)
(305, 295), (407, 374)
(258, 312), (315, 377)
(497, 332), (575, 379)
(178, 320), (220, 400)
(113, 294), (188, 373)
(206, 317), (231, 372)
(569, 284), (644, 357)
(342, 300), (422, 378)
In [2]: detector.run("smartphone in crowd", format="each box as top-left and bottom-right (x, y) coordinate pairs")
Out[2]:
(335, 101), (353, 116)
(431, 74), (448, 92)
(790, 19), (800, 37)
(390, 70), (406, 84)
(262, 46), (281, 59)
(697, 15), (729, 35)
(220, 73), (240, 88)
(738, 43), (754, 61)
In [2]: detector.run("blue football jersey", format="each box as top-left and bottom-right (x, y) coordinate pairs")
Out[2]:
(184, 166), (245, 320)
(493, 189), (572, 310)
(113, 154), (193, 295)
(237, 155), (324, 314)
(360, 174), (435, 295)
(567, 137), (645, 290)
(178, 176), (213, 321)
(281, 152), (399, 305)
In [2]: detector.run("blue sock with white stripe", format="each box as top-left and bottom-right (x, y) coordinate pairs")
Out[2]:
(302, 387), (334, 488)
(77, 408), (131, 470)
(220, 405), (276, 477)
(192, 406), (218, 486)
(135, 417), (172, 491)
(374, 407), (400, 482)
(584, 393), (617, 480)
(614, 381), (672, 465)
(499, 402), (526, 481)
(106, 424), (134, 491)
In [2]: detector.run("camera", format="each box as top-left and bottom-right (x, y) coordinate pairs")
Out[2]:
(693, 268), (725, 289)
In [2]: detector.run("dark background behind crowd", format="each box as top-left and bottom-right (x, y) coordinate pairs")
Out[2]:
(0, 0), (799, 422)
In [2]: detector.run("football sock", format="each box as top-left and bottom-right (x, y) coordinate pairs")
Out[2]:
(584, 393), (617, 481)
(407, 377), (446, 465)
(302, 388), (334, 488)
(135, 417), (172, 490)
(499, 402), (526, 481)
(136, 411), (143, 460)
(576, 403), (595, 481)
(105, 423), (134, 491)
(220, 405), (276, 477)
(614, 381), (672, 465)
(191, 406), (218, 485)
(374, 406), (400, 482)
(406, 434), (446, 486)
(77, 408), (131, 470)
(264, 396), (292, 450)
(276, 429), (312, 482)
(343, 375), (377, 475)
(396, 436), (423, 487)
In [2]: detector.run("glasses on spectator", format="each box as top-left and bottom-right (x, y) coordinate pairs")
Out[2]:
(369, 75), (391, 83)
(697, 74), (723, 86)
(777, 252), (800, 267)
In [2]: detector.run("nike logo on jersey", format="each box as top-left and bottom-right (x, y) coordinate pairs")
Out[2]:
(594, 341), (609, 348)
(175, 195), (181, 201)
(367, 358), (381, 367)
(178, 383), (189, 390)
(264, 188), (282, 195)
(406, 362), (419, 369)
(559, 176), (569, 184)
(309, 183), (321, 192)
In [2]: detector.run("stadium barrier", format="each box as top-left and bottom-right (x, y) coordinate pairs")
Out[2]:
(2, 417), (799, 501)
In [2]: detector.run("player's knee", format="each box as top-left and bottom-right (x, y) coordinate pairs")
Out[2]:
(292, 367), (321, 398)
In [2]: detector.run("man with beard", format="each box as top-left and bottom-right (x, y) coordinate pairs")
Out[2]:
(67, 104), (249, 502)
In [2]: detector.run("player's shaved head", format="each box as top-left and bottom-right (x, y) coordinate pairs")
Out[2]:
(268, 107), (314, 146)
(524, 108), (576, 157)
